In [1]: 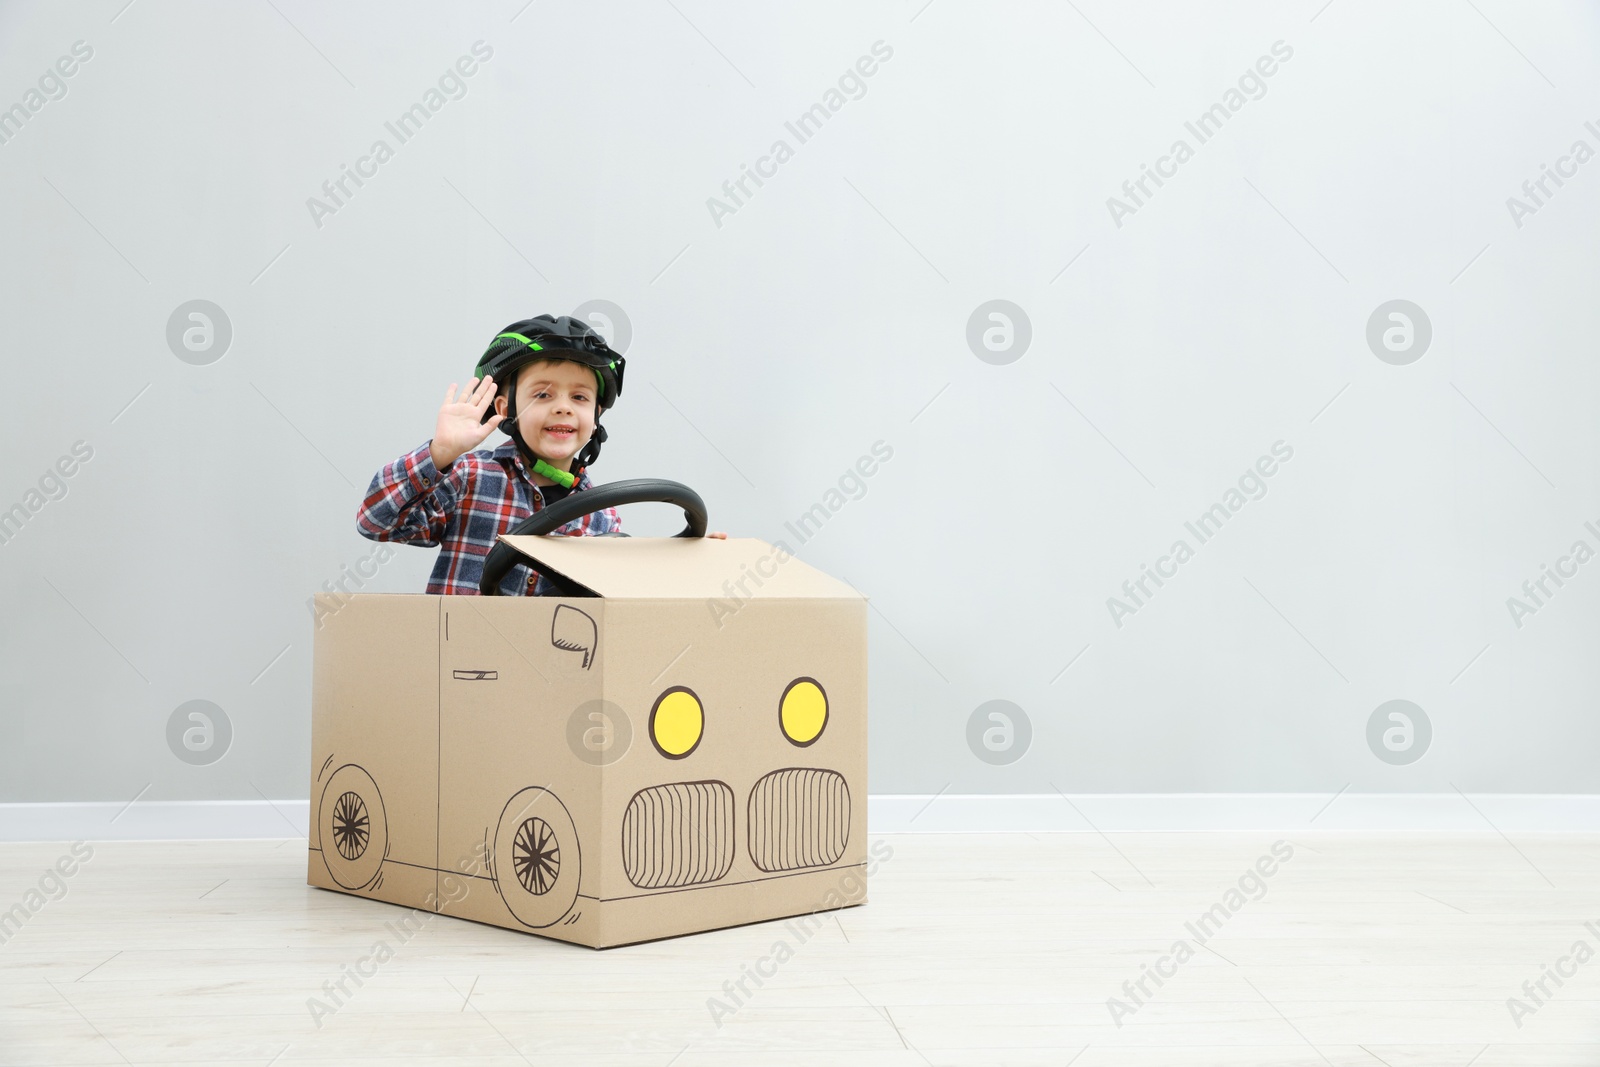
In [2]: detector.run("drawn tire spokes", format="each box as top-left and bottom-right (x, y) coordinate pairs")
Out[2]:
(493, 787), (580, 928)
(319, 765), (387, 891)
(513, 817), (559, 895)
(332, 791), (370, 860)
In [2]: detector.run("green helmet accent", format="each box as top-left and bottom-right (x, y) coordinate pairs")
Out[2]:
(491, 332), (541, 352)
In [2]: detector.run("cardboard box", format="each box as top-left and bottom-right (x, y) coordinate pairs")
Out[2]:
(306, 536), (868, 948)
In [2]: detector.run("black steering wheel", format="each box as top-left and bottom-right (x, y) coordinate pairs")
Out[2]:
(479, 478), (708, 596)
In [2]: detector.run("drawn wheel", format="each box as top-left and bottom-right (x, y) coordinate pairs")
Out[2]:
(493, 788), (580, 928)
(319, 765), (387, 890)
(332, 792), (370, 860)
(513, 817), (560, 894)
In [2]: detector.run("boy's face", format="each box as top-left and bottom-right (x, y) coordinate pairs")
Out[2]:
(495, 358), (598, 469)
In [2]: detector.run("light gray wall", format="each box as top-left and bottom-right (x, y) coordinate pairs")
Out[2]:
(1, 0), (1596, 803)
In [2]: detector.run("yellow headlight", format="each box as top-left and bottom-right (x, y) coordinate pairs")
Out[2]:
(779, 677), (828, 746)
(649, 686), (704, 758)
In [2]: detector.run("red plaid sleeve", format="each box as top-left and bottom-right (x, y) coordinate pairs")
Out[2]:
(356, 442), (474, 547)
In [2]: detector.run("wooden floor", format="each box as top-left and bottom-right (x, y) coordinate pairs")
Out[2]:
(2, 833), (1598, 1065)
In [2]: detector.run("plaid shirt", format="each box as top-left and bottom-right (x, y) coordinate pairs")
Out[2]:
(357, 440), (621, 596)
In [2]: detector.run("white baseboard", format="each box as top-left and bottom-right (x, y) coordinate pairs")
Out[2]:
(1, 793), (1599, 841)
(868, 793), (1600, 833)
(0, 799), (315, 842)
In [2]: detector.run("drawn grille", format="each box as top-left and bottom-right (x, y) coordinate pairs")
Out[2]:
(747, 768), (849, 872)
(622, 781), (735, 888)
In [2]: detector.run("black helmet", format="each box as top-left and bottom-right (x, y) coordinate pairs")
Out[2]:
(473, 314), (626, 476)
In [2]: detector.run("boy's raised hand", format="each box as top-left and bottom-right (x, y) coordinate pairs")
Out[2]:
(429, 376), (504, 470)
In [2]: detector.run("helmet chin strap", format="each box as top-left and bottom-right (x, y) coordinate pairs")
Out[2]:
(574, 421), (606, 472)
(530, 454), (575, 487)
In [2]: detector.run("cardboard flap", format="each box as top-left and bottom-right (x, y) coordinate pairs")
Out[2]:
(496, 536), (862, 600)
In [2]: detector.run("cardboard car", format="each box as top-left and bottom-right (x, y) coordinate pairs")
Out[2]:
(306, 479), (869, 948)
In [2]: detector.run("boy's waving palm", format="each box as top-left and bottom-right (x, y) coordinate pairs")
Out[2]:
(430, 376), (503, 470)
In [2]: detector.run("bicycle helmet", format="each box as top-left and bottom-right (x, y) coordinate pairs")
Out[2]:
(473, 314), (626, 486)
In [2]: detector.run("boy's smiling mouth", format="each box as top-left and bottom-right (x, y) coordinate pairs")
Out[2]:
(543, 424), (576, 440)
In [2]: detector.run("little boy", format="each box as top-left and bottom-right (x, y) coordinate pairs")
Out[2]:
(357, 314), (723, 595)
